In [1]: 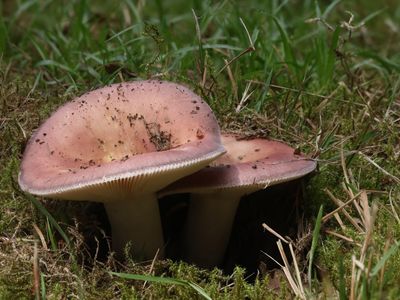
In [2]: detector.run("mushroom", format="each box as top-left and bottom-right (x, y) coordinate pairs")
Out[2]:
(19, 80), (225, 259)
(160, 133), (317, 268)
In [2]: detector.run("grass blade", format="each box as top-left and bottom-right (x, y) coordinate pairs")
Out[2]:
(370, 241), (400, 277)
(27, 194), (71, 247)
(40, 273), (46, 300)
(308, 205), (324, 288)
(272, 17), (299, 83)
(0, 9), (8, 55)
(46, 218), (57, 251)
(338, 257), (347, 300)
(322, 0), (342, 19)
(192, 9), (204, 74)
(110, 271), (212, 300)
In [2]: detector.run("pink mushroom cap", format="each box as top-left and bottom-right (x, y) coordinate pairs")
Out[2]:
(161, 133), (317, 195)
(19, 80), (225, 201)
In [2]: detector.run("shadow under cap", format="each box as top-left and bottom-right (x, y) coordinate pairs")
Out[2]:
(159, 133), (317, 268)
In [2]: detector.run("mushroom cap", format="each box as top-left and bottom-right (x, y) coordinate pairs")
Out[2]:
(160, 133), (317, 195)
(19, 80), (225, 202)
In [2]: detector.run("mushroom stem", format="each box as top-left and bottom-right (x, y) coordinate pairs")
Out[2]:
(182, 191), (242, 268)
(104, 194), (164, 260)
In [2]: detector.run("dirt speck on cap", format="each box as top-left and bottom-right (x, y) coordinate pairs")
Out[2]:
(196, 129), (204, 139)
(145, 121), (172, 152)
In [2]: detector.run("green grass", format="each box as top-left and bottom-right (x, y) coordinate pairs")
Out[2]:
(1, 0), (400, 298)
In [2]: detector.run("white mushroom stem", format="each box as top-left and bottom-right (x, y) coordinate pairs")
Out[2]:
(182, 190), (243, 268)
(104, 193), (164, 260)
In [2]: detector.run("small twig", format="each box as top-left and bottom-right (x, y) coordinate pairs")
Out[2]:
(322, 190), (362, 223)
(360, 203), (378, 261)
(341, 11), (365, 31)
(142, 248), (159, 289)
(304, 17), (335, 31)
(358, 151), (400, 184)
(340, 145), (352, 195)
(235, 81), (255, 112)
(353, 257), (366, 272)
(0, 237), (37, 243)
(224, 58), (238, 101)
(240, 17), (254, 49)
(324, 189), (364, 232)
(277, 241), (300, 296)
(277, 240), (306, 299)
(250, 80), (333, 100)
(207, 18), (255, 95)
(324, 230), (361, 246)
(261, 250), (284, 268)
(333, 213), (346, 231)
(359, 191), (371, 229)
(16, 120), (27, 140)
(389, 189), (400, 225)
(289, 243), (305, 296)
(262, 223), (290, 244)
(352, 202), (378, 299)
(32, 223), (49, 251)
(341, 182), (365, 226)
(33, 241), (40, 300)
(93, 236), (100, 263)
(216, 46), (255, 78)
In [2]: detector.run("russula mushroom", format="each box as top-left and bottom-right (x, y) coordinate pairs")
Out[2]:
(160, 133), (317, 268)
(19, 80), (225, 259)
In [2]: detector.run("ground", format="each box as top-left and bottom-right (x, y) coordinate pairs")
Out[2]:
(1, 0), (400, 299)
